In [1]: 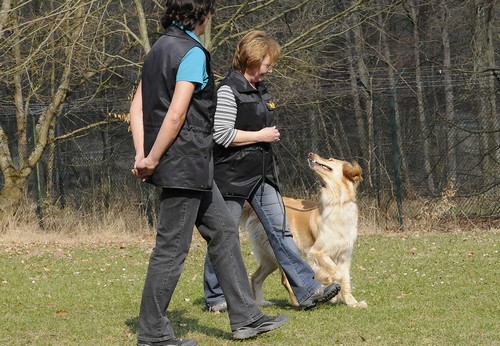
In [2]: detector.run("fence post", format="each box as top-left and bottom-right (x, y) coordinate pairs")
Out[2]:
(55, 117), (66, 208)
(373, 100), (381, 210)
(31, 112), (43, 227)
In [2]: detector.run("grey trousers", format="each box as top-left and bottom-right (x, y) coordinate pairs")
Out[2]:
(137, 185), (263, 344)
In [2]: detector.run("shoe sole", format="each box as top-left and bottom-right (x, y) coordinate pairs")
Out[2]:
(138, 340), (197, 346)
(301, 284), (341, 310)
(232, 315), (288, 340)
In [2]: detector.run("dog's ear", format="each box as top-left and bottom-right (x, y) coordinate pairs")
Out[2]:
(343, 161), (363, 184)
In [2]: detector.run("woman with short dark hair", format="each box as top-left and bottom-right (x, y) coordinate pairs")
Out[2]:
(130, 3), (287, 345)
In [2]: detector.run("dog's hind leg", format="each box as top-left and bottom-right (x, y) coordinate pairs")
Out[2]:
(251, 259), (279, 306)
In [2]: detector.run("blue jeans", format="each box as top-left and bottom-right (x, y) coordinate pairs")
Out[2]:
(137, 185), (263, 344)
(203, 182), (321, 306)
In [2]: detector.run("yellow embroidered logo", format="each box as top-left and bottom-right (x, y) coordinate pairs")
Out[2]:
(266, 101), (276, 110)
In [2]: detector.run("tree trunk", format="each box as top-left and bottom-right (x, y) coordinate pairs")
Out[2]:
(440, 0), (457, 186)
(132, 0), (151, 53)
(472, 0), (498, 187)
(0, 4), (83, 220)
(0, 0), (11, 35)
(13, 15), (28, 164)
(409, 0), (436, 194)
(347, 7), (372, 182)
(0, 168), (31, 229)
(378, 2), (410, 188)
(346, 29), (368, 161)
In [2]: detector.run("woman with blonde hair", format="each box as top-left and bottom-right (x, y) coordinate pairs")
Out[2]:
(204, 30), (340, 313)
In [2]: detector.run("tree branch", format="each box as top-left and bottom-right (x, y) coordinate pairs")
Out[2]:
(48, 118), (122, 144)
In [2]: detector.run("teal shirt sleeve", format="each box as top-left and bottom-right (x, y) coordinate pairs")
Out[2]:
(177, 47), (208, 92)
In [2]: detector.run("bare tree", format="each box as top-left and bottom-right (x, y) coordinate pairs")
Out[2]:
(0, 2), (85, 224)
(0, 0), (159, 226)
(408, 0), (436, 193)
(0, 0), (11, 34)
(347, 1), (374, 184)
(471, 0), (498, 186)
(2, 0), (498, 228)
(377, 0), (410, 188)
(440, 0), (458, 185)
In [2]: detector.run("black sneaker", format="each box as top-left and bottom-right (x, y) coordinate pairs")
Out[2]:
(232, 314), (288, 340)
(206, 301), (228, 313)
(299, 282), (341, 310)
(137, 338), (197, 346)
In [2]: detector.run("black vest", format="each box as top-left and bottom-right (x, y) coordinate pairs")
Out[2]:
(141, 26), (216, 190)
(213, 69), (278, 198)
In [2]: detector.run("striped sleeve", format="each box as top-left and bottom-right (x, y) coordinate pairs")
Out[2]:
(213, 85), (238, 147)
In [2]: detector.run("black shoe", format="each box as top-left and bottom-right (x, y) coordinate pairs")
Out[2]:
(206, 301), (228, 313)
(300, 282), (341, 310)
(138, 338), (198, 346)
(232, 314), (288, 340)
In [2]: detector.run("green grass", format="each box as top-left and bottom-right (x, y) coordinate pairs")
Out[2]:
(1, 231), (498, 346)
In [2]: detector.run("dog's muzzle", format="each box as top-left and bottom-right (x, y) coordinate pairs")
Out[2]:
(308, 158), (332, 171)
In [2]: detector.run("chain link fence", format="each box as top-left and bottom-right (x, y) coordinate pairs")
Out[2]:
(1, 70), (499, 231)
(272, 67), (500, 230)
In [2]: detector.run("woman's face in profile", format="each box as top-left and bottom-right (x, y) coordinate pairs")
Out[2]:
(244, 54), (273, 85)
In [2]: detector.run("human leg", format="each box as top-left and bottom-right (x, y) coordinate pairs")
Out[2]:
(203, 198), (244, 310)
(137, 189), (201, 345)
(202, 256), (227, 311)
(196, 187), (261, 329)
(196, 185), (287, 337)
(249, 182), (339, 306)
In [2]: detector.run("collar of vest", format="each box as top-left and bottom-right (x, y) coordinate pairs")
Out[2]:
(226, 68), (268, 94)
(163, 26), (208, 53)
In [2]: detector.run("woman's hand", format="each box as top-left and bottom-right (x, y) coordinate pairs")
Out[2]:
(131, 156), (158, 181)
(259, 126), (280, 143)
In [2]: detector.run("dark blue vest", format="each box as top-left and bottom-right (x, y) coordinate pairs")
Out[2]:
(141, 26), (216, 190)
(213, 69), (279, 198)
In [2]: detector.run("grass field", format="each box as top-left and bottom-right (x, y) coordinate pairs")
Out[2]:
(1, 229), (498, 346)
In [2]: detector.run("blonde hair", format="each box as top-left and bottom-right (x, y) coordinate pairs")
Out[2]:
(232, 31), (281, 73)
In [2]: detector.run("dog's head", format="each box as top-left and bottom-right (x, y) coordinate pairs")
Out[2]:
(307, 152), (363, 189)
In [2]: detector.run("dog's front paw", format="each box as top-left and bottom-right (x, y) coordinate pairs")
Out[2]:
(356, 300), (368, 308)
(350, 300), (368, 308)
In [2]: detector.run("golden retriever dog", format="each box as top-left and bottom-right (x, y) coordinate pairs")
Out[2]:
(241, 152), (367, 308)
